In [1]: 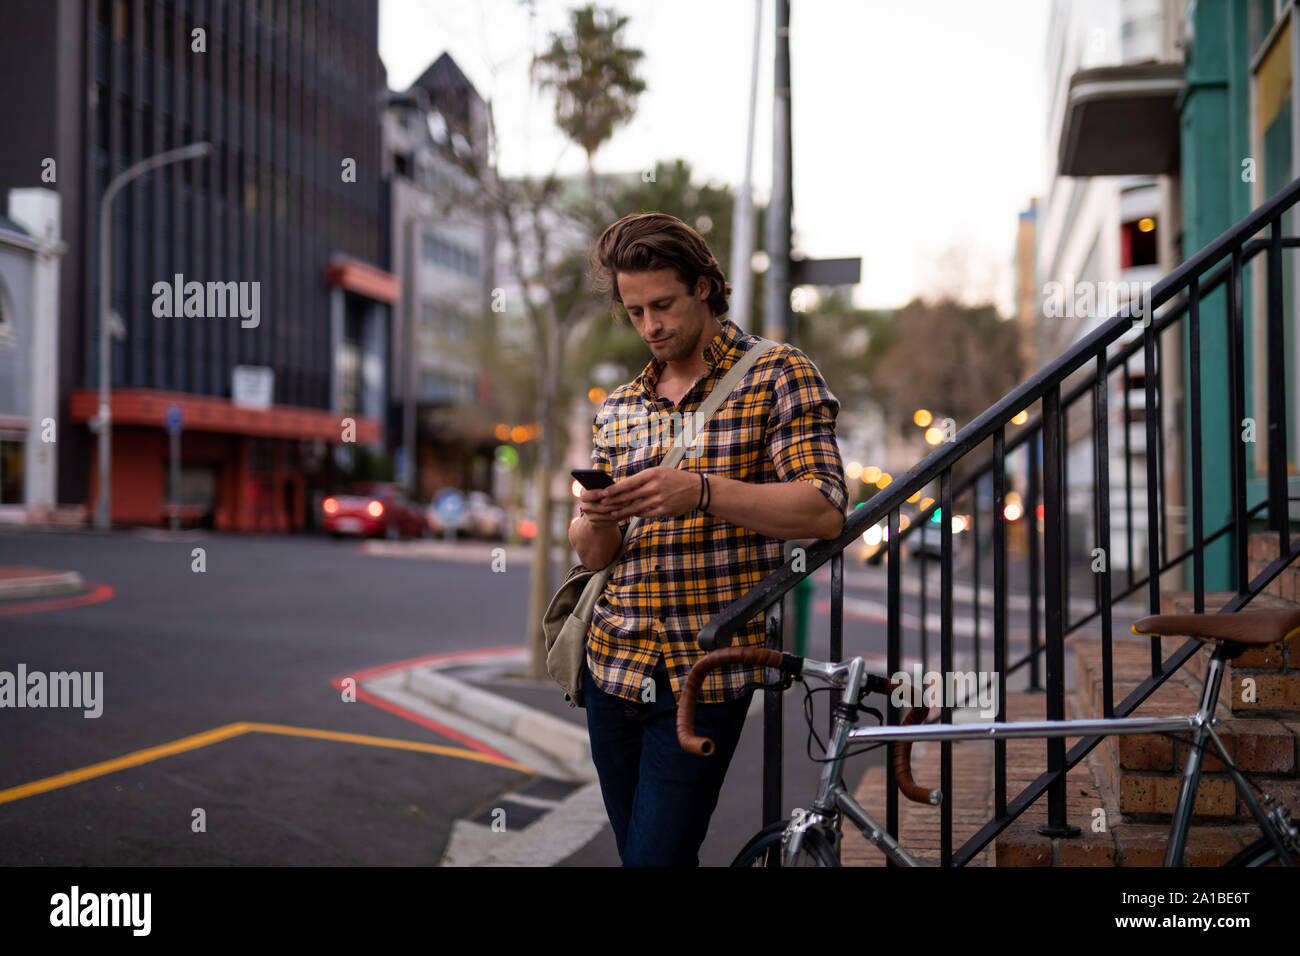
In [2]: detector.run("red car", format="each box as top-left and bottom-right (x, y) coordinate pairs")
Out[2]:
(322, 482), (427, 540)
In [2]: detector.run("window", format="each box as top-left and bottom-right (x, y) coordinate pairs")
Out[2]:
(1120, 217), (1158, 268)
(0, 276), (15, 348)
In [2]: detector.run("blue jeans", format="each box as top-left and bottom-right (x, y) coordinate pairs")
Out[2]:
(583, 653), (752, 866)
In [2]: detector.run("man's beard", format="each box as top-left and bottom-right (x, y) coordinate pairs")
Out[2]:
(652, 329), (699, 363)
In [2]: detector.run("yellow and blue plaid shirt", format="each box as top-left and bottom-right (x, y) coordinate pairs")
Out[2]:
(586, 317), (847, 704)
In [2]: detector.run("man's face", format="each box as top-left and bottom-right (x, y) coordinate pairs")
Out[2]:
(616, 268), (713, 364)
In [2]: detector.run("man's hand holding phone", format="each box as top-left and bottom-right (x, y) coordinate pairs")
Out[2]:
(572, 469), (621, 527)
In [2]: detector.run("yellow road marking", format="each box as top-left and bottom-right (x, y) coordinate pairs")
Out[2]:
(0, 721), (532, 806)
(0, 722), (252, 805)
(242, 722), (535, 772)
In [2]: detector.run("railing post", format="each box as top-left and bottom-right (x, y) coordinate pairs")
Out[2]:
(1027, 427), (1042, 691)
(1188, 276), (1206, 613)
(1266, 219), (1291, 553)
(919, 518), (929, 675)
(1123, 368), (1136, 591)
(992, 428), (1008, 818)
(761, 598), (783, 858)
(972, 481), (981, 676)
(1226, 246), (1248, 595)
(1144, 313), (1163, 673)
(1038, 383), (1079, 838)
(830, 550), (843, 745)
(1093, 351), (1114, 717)
(940, 469), (954, 865)
(886, 505), (901, 864)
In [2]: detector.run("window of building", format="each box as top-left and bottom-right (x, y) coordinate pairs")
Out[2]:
(0, 439), (23, 505)
(0, 276), (15, 348)
(1120, 217), (1158, 268)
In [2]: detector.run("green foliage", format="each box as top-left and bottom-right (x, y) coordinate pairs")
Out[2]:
(866, 297), (1023, 468)
(531, 5), (648, 162)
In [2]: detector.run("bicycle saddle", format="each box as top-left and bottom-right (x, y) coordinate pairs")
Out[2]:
(1131, 609), (1300, 646)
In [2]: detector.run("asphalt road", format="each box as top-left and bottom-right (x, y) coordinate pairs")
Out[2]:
(0, 526), (1136, 866)
(0, 527), (536, 865)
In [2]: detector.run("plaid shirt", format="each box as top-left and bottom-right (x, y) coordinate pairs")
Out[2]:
(585, 317), (847, 705)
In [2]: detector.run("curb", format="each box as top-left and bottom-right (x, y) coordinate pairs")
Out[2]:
(404, 665), (592, 770)
(0, 567), (85, 601)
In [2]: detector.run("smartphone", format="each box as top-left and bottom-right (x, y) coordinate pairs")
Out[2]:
(571, 469), (615, 490)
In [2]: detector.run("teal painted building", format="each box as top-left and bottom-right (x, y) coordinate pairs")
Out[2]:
(1181, 0), (1299, 587)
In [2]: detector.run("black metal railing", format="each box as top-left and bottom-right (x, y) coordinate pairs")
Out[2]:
(700, 174), (1300, 865)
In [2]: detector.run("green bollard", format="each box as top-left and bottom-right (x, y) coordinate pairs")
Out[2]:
(793, 575), (812, 657)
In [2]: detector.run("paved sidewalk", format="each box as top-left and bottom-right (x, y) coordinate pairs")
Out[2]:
(0, 564), (84, 601)
(396, 649), (896, 866)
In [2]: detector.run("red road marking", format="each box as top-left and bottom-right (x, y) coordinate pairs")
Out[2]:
(330, 645), (528, 763)
(0, 583), (116, 616)
(339, 645), (526, 684)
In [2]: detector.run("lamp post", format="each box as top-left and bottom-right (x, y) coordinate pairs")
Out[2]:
(95, 142), (211, 531)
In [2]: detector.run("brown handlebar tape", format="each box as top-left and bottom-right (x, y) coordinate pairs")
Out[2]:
(676, 646), (785, 756)
(674, 650), (942, 805)
(887, 679), (942, 805)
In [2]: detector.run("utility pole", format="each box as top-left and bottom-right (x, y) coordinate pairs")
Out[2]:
(764, 0), (792, 345)
(729, 0), (763, 330)
(95, 142), (211, 531)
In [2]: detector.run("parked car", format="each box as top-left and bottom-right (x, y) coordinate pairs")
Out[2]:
(465, 491), (507, 541)
(322, 482), (427, 540)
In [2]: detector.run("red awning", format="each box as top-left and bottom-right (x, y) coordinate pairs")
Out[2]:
(68, 388), (381, 443)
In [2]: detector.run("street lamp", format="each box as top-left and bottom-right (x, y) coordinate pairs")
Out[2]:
(95, 142), (212, 531)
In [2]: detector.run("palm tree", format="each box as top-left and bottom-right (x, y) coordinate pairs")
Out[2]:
(515, 4), (646, 680)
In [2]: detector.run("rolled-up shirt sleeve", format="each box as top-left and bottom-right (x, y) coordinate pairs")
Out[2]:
(766, 348), (848, 514)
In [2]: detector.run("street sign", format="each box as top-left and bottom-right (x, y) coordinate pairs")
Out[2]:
(433, 488), (467, 528)
(232, 365), (274, 410)
(165, 403), (183, 435)
(790, 257), (861, 286)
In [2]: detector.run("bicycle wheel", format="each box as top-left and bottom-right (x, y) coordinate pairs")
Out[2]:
(1224, 835), (1299, 867)
(731, 820), (841, 867)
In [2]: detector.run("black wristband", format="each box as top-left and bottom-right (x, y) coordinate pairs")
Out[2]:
(696, 472), (706, 511)
(701, 473), (711, 514)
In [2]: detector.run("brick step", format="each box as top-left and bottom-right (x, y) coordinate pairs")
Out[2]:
(994, 815), (1263, 865)
(1073, 634), (1300, 824)
(1248, 530), (1300, 604)
(1158, 590), (1300, 716)
(836, 684), (1286, 866)
(842, 692), (1096, 866)
(993, 677), (1275, 866)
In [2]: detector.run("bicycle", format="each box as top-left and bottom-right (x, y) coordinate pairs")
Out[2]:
(676, 608), (1300, 867)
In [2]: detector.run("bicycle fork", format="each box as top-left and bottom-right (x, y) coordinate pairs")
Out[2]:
(782, 656), (922, 867)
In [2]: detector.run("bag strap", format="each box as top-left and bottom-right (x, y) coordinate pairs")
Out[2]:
(658, 336), (776, 471)
(588, 335), (778, 585)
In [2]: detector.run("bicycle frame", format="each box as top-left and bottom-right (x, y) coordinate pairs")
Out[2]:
(781, 645), (1297, 867)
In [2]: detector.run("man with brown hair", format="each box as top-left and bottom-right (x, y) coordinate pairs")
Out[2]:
(571, 211), (846, 866)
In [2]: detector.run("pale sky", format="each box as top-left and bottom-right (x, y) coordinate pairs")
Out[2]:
(379, 0), (1050, 315)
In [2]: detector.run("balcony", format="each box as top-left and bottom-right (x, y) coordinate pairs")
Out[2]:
(1057, 62), (1185, 176)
